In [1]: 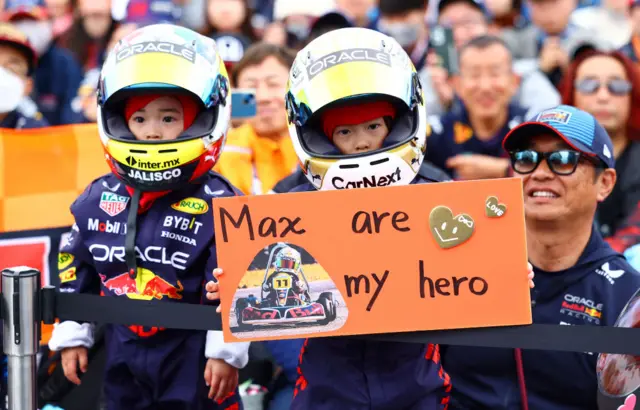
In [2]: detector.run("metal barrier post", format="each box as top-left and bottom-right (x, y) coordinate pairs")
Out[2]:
(2, 267), (40, 410)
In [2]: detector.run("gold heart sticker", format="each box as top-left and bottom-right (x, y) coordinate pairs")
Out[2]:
(429, 206), (475, 249)
(485, 196), (507, 218)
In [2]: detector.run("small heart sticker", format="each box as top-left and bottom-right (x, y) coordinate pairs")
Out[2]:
(429, 206), (475, 249)
(486, 196), (507, 218)
(619, 394), (637, 410)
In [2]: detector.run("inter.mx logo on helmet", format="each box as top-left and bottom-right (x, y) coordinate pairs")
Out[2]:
(99, 192), (130, 217)
(307, 48), (391, 80)
(116, 41), (196, 64)
(125, 156), (180, 170)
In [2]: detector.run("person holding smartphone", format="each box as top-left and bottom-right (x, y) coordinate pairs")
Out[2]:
(214, 42), (299, 195)
(423, 0), (561, 117)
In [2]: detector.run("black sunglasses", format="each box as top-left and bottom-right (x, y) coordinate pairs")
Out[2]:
(575, 78), (632, 96)
(509, 149), (600, 176)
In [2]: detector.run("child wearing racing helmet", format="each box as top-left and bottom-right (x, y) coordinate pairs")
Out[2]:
(262, 246), (310, 304)
(205, 27), (534, 409)
(47, 24), (249, 410)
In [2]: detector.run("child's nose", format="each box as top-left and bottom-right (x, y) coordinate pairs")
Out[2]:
(143, 122), (162, 140)
(355, 139), (370, 152)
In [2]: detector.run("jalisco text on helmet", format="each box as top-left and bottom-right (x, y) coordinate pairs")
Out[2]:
(127, 168), (182, 182)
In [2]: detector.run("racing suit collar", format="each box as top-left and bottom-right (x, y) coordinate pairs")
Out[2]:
(124, 185), (171, 214)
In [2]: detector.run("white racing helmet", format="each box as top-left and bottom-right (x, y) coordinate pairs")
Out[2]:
(274, 246), (301, 274)
(285, 27), (429, 191)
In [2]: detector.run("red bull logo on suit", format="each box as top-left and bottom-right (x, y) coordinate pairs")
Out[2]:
(100, 267), (183, 300)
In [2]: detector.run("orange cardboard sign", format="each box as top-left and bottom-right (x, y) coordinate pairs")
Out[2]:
(0, 124), (110, 232)
(213, 177), (532, 343)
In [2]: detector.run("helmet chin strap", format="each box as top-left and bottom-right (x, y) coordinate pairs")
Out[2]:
(125, 188), (141, 279)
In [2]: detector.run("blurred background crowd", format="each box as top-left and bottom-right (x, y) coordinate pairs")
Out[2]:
(3, 0), (640, 408)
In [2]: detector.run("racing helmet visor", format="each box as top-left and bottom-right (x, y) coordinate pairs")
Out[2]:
(276, 257), (298, 271)
(98, 25), (228, 143)
(287, 46), (422, 158)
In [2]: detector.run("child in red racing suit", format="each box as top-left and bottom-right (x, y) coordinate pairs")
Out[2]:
(48, 24), (249, 410)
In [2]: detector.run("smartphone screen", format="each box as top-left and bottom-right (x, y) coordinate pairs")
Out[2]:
(231, 88), (257, 119)
(429, 25), (458, 75)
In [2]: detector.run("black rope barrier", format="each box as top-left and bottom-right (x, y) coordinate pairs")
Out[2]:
(36, 285), (640, 355)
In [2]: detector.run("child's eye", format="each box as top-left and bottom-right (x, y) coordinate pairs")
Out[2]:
(133, 116), (144, 123)
(368, 123), (381, 130)
(163, 116), (177, 123)
(335, 129), (350, 136)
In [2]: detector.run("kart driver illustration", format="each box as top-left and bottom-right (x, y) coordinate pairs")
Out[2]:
(262, 246), (310, 304)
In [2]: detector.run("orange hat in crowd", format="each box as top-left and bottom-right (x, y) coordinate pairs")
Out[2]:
(321, 100), (397, 140)
(124, 94), (200, 130)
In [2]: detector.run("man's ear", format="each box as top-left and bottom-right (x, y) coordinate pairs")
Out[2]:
(23, 77), (33, 97)
(512, 72), (521, 89)
(596, 168), (617, 202)
(451, 74), (461, 95)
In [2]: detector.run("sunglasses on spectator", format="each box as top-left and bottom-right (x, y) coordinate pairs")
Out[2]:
(574, 78), (632, 96)
(509, 149), (601, 176)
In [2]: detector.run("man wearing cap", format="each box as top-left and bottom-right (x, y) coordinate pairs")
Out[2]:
(0, 21), (47, 128)
(4, 0), (83, 126)
(440, 105), (640, 409)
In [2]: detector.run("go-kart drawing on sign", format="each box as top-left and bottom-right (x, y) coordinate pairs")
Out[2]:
(230, 242), (347, 339)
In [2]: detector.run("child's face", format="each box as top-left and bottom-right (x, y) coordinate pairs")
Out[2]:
(128, 96), (185, 141)
(332, 117), (389, 155)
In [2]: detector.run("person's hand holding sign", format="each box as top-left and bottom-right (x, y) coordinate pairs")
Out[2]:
(206, 268), (224, 312)
(206, 264), (536, 307)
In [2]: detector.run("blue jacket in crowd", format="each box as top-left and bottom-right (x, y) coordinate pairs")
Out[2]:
(0, 106), (48, 129)
(441, 227), (640, 409)
(33, 44), (83, 126)
(425, 102), (527, 178)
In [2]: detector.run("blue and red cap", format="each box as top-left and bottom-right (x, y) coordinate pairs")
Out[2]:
(502, 105), (615, 169)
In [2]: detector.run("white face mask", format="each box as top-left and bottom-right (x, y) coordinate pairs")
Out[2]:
(379, 22), (422, 49)
(13, 20), (53, 56)
(0, 67), (26, 114)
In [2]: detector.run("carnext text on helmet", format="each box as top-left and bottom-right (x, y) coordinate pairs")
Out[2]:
(332, 167), (401, 190)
